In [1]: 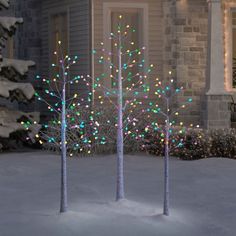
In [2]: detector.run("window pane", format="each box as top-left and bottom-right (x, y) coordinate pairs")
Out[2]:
(51, 13), (68, 59)
(232, 19), (236, 26)
(232, 29), (236, 88)
(5, 37), (14, 58)
(232, 11), (236, 19)
(50, 12), (68, 93)
(110, 10), (142, 89)
(50, 12), (68, 73)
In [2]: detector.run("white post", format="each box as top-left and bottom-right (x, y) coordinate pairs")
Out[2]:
(206, 0), (227, 95)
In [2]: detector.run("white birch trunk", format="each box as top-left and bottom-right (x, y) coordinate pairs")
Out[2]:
(60, 67), (68, 213)
(163, 99), (170, 216)
(116, 44), (125, 201)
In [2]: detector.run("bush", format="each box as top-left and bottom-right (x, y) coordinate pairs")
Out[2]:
(144, 127), (236, 160)
(209, 129), (236, 159)
(173, 128), (210, 160)
(0, 129), (39, 151)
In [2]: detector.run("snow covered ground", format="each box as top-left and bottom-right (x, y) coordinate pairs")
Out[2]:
(0, 151), (235, 236)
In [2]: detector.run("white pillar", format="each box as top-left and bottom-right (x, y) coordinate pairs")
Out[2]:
(204, 0), (231, 129)
(206, 0), (227, 95)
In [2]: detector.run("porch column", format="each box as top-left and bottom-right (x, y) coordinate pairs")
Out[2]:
(203, 0), (231, 129)
(206, 0), (225, 94)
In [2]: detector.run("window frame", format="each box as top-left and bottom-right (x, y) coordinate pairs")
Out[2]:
(102, 2), (149, 95)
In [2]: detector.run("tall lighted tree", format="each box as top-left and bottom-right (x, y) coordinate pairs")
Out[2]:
(93, 15), (153, 201)
(32, 41), (95, 213)
(147, 74), (193, 216)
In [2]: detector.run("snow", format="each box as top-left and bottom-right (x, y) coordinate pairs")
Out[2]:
(0, 0), (9, 8)
(0, 17), (23, 32)
(0, 76), (35, 100)
(0, 152), (235, 236)
(0, 107), (40, 138)
(0, 58), (35, 75)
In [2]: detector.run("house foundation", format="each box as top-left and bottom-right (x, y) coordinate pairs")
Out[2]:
(203, 95), (231, 129)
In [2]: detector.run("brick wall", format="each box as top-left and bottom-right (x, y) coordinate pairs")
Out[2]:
(163, 0), (208, 126)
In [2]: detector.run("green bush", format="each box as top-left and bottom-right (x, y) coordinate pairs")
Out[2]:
(144, 127), (236, 160)
(173, 128), (210, 160)
(209, 129), (236, 159)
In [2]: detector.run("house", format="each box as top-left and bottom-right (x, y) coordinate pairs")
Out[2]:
(7, 0), (236, 129)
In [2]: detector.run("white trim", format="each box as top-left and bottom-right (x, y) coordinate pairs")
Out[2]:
(102, 2), (149, 91)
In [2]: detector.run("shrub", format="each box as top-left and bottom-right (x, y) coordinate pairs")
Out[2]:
(144, 127), (236, 160)
(173, 128), (211, 160)
(209, 129), (236, 159)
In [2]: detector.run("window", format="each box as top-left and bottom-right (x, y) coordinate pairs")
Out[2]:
(50, 12), (68, 76)
(232, 12), (236, 88)
(4, 37), (14, 58)
(110, 10), (143, 88)
(103, 3), (148, 90)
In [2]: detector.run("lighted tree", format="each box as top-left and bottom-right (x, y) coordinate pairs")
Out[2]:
(92, 15), (153, 201)
(146, 74), (193, 216)
(32, 41), (96, 213)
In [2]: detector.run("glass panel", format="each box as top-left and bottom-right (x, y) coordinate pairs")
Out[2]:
(50, 12), (68, 91)
(49, 12), (68, 94)
(232, 11), (236, 19)
(232, 19), (236, 26)
(110, 10), (142, 89)
(232, 29), (236, 88)
(51, 13), (68, 60)
(5, 37), (14, 58)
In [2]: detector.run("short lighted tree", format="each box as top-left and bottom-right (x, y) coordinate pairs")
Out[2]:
(147, 73), (194, 216)
(92, 15), (153, 201)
